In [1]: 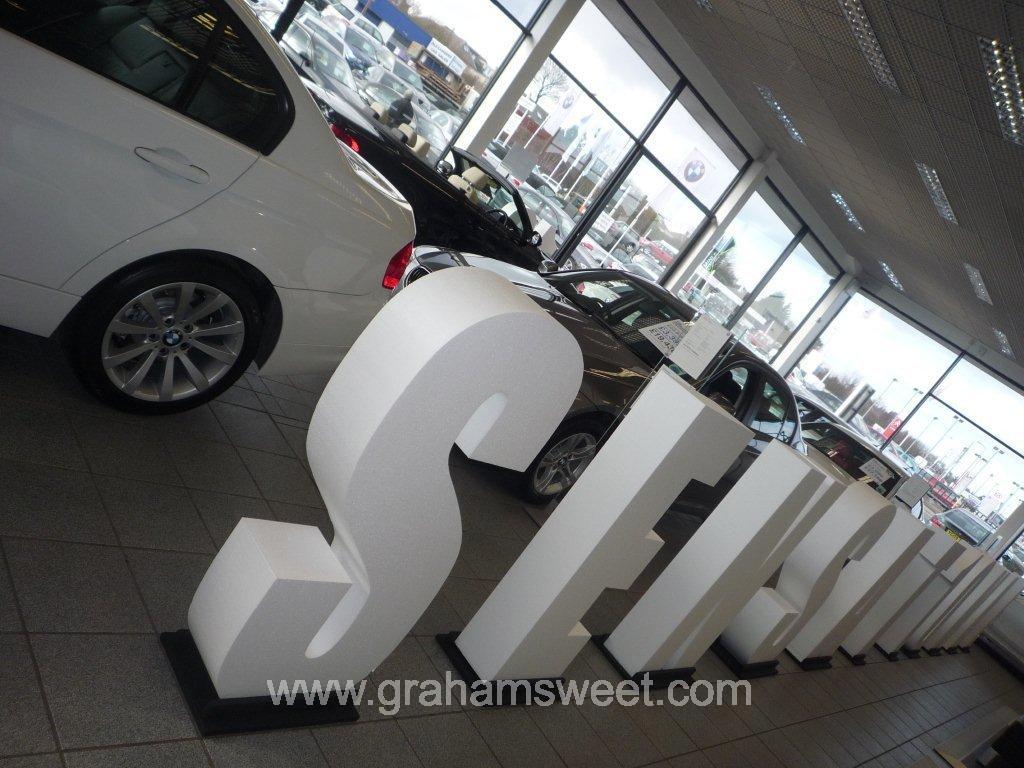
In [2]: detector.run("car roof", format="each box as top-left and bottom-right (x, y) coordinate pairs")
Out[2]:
(800, 416), (906, 479)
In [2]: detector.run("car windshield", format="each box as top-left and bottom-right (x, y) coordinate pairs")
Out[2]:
(356, 18), (383, 42)
(394, 62), (423, 89)
(801, 422), (899, 494)
(550, 276), (693, 368)
(363, 82), (400, 106)
(377, 70), (406, 93)
(327, 1), (354, 18)
(944, 509), (992, 543)
(313, 40), (356, 89)
(345, 29), (378, 59)
(413, 118), (446, 157)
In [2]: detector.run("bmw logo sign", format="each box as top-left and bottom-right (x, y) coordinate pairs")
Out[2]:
(684, 159), (706, 183)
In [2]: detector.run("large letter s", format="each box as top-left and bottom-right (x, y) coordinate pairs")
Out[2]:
(188, 267), (583, 698)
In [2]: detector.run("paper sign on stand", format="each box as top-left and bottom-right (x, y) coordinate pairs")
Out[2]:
(668, 314), (730, 378)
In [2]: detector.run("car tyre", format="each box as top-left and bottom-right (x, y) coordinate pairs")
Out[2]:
(519, 416), (608, 504)
(70, 259), (263, 414)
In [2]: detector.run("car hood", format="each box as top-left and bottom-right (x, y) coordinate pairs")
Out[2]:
(409, 249), (651, 398)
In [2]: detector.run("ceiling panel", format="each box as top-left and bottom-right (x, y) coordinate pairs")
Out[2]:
(653, 0), (1024, 361)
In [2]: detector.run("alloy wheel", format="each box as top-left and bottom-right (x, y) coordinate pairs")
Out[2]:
(532, 431), (598, 497)
(101, 282), (245, 402)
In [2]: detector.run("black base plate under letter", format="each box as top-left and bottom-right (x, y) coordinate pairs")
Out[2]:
(923, 647), (944, 657)
(590, 634), (694, 688)
(160, 629), (358, 736)
(435, 632), (562, 705)
(711, 639), (778, 679)
(958, 645), (972, 653)
(944, 647), (960, 655)
(901, 646), (922, 659)
(874, 643), (900, 662)
(785, 650), (832, 671)
(838, 646), (866, 666)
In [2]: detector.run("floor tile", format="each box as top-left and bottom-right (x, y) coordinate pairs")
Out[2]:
(0, 634), (57, 757)
(32, 633), (194, 749)
(237, 448), (323, 507)
(368, 636), (460, 719)
(99, 479), (214, 553)
(63, 740), (209, 767)
(0, 756), (64, 768)
(124, 549), (213, 632)
(205, 729), (327, 767)
(399, 712), (499, 768)
(166, 438), (258, 498)
(0, 549), (22, 632)
(188, 489), (275, 548)
(211, 402), (294, 457)
(0, 397), (86, 471)
(703, 735), (784, 768)
(70, 414), (182, 486)
(458, 532), (525, 581)
(314, 721), (423, 768)
(468, 707), (563, 768)
(527, 703), (619, 768)
(0, 461), (115, 544)
(5, 539), (150, 633)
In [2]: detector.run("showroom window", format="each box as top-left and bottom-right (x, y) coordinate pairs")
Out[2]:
(787, 293), (958, 447)
(646, 89), (745, 210)
(731, 235), (839, 362)
(569, 157), (705, 277)
(261, 0), (525, 160)
(549, 0), (675, 135)
(678, 187), (799, 325)
(490, 63), (634, 224)
(485, 1), (749, 278)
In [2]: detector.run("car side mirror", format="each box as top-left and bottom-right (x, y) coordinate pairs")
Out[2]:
(537, 257), (558, 275)
(528, 231), (543, 247)
(436, 160), (454, 177)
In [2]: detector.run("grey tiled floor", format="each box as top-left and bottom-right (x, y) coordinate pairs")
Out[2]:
(2, 325), (1024, 767)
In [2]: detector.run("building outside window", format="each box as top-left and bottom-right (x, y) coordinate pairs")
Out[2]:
(731, 236), (838, 362)
(787, 293), (958, 447)
(677, 188), (798, 325)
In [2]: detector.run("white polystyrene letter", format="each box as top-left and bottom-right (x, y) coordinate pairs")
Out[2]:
(187, 268), (583, 698)
(601, 442), (844, 675)
(455, 368), (753, 681)
(904, 553), (997, 652)
(841, 527), (961, 658)
(962, 574), (1024, 647)
(787, 509), (930, 663)
(718, 481), (894, 668)
(924, 561), (1007, 650)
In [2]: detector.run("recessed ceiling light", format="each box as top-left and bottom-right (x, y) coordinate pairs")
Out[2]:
(963, 263), (993, 304)
(837, 0), (899, 91)
(879, 260), (903, 291)
(979, 38), (1024, 145)
(757, 85), (805, 145)
(915, 162), (957, 223)
(830, 191), (864, 231)
(993, 327), (1014, 357)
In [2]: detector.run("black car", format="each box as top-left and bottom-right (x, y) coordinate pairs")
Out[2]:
(305, 84), (547, 268)
(393, 249), (803, 516)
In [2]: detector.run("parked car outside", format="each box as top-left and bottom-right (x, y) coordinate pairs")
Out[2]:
(1, 0), (415, 412)
(343, 24), (381, 72)
(392, 251), (804, 512)
(931, 508), (994, 547)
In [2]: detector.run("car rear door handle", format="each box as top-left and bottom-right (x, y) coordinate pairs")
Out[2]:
(134, 147), (210, 184)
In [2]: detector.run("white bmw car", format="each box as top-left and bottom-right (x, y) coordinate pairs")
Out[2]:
(0, 0), (415, 412)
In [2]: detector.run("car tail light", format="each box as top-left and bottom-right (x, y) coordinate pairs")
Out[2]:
(383, 241), (414, 290)
(330, 123), (360, 153)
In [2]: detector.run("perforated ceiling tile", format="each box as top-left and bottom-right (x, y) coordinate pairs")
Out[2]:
(891, 4), (954, 55)
(653, 0), (1024, 357)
